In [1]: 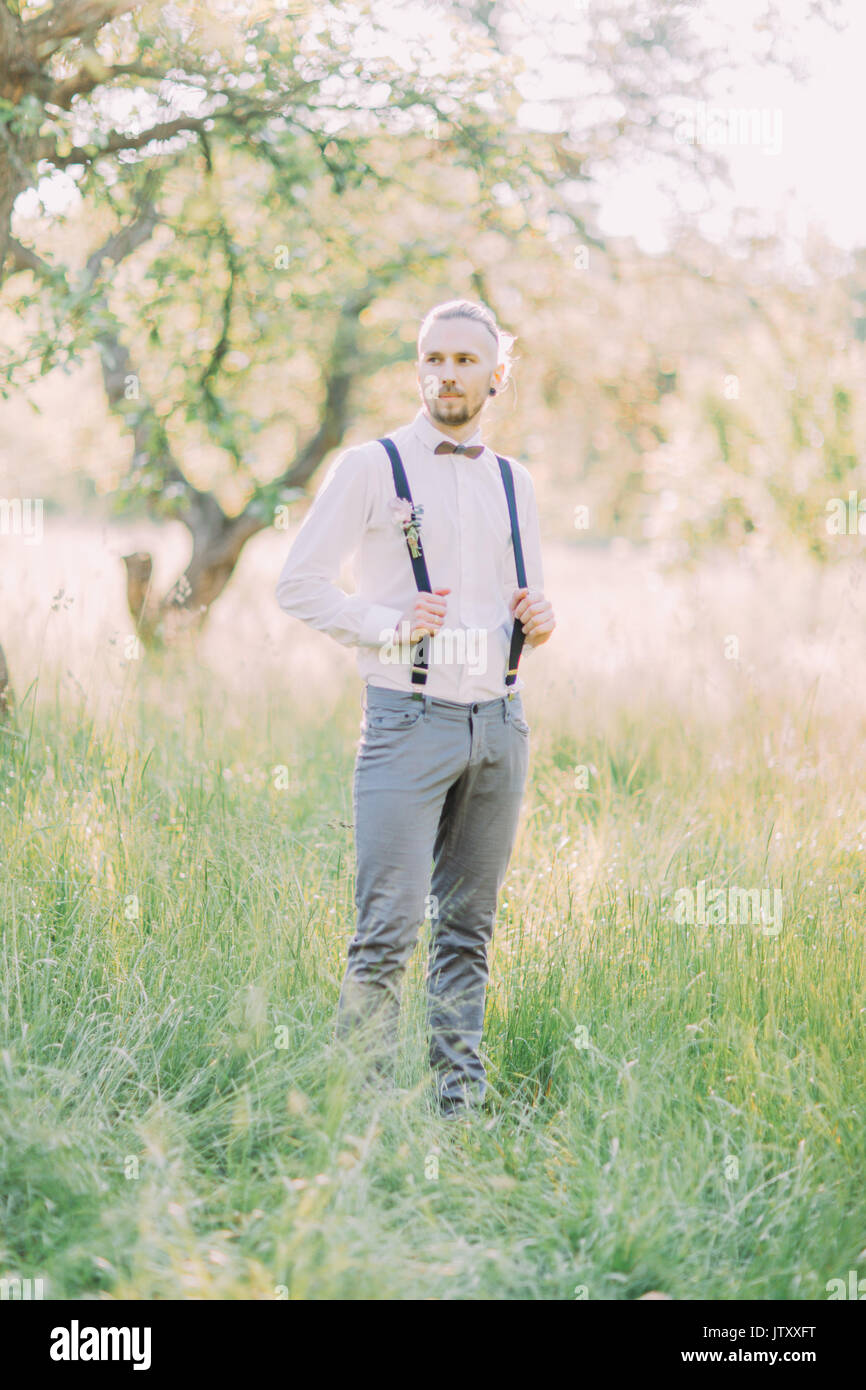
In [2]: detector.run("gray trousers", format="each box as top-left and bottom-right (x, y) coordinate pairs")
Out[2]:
(336, 683), (531, 1107)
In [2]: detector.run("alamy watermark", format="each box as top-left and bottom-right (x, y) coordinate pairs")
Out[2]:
(1, 1273), (46, 1299)
(378, 622), (488, 676)
(826, 1270), (866, 1299)
(826, 492), (866, 535)
(49, 1321), (151, 1370)
(0, 497), (43, 545)
(674, 103), (783, 157)
(673, 881), (783, 936)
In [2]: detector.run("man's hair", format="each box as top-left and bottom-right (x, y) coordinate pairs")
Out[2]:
(417, 299), (518, 391)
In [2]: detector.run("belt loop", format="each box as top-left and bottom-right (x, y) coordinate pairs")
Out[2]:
(423, 693), (431, 721)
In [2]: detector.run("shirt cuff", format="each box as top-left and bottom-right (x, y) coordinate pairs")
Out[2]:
(359, 603), (407, 649)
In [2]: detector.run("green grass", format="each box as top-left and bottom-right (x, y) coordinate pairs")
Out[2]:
(1, 653), (864, 1300)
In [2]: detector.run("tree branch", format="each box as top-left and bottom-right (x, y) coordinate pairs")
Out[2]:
(6, 233), (65, 280)
(40, 113), (219, 168)
(199, 226), (234, 394)
(24, 0), (138, 62)
(10, 194), (227, 542)
(82, 186), (160, 287)
(41, 95), (292, 167)
(46, 58), (177, 109)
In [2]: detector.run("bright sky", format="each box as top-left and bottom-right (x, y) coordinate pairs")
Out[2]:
(399, 0), (865, 263)
(577, 1), (866, 260)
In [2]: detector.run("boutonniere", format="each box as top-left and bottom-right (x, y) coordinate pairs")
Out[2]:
(389, 497), (425, 558)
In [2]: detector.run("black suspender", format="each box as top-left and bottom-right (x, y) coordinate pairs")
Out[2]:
(378, 436), (527, 696)
(378, 437), (432, 690)
(496, 452), (527, 690)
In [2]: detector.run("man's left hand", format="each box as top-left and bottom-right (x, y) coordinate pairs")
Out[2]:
(510, 588), (556, 649)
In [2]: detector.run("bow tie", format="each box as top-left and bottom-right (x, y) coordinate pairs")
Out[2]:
(434, 440), (484, 459)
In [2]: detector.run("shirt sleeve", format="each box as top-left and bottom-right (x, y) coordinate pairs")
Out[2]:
(275, 444), (405, 648)
(502, 464), (545, 654)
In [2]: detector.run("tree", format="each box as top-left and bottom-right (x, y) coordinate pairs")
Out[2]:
(0, 0), (847, 667)
(2, 0), (545, 642)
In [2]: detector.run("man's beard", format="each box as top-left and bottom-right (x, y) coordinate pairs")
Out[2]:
(430, 393), (481, 425)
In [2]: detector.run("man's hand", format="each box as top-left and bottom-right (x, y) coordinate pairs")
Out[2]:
(510, 587), (555, 648)
(399, 587), (451, 642)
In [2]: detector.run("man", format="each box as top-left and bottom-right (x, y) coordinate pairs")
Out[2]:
(275, 298), (555, 1117)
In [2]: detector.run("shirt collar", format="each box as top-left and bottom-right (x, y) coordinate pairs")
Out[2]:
(411, 406), (484, 454)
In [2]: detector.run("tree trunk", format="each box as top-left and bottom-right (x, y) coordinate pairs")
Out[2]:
(0, 641), (13, 722)
(122, 510), (267, 647)
(0, 8), (42, 284)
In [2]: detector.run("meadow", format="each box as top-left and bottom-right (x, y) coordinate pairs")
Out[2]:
(1, 521), (864, 1299)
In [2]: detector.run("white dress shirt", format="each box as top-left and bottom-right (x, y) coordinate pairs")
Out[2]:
(275, 406), (544, 702)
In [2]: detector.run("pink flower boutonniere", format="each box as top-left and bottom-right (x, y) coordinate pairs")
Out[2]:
(389, 497), (424, 558)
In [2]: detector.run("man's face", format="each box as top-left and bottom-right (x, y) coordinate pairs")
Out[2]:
(416, 318), (502, 427)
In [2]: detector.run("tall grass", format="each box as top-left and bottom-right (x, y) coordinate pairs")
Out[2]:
(1, 534), (864, 1298)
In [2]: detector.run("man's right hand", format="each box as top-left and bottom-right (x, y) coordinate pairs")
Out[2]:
(399, 587), (450, 642)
